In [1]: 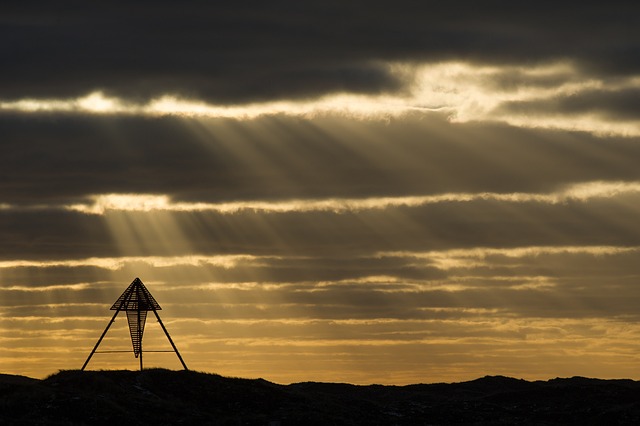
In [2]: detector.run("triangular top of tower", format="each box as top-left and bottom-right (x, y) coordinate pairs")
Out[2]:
(82, 277), (187, 371)
(110, 277), (162, 311)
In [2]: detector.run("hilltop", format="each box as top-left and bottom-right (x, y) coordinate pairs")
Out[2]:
(2, 369), (640, 425)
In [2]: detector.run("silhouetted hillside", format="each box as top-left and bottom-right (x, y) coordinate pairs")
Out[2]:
(2, 369), (640, 425)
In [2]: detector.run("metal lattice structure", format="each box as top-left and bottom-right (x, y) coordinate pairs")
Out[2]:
(81, 278), (188, 371)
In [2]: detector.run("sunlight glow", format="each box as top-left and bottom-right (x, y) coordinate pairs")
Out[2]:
(76, 92), (124, 112)
(379, 246), (640, 270)
(2, 61), (639, 135)
(0, 254), (264, 271)
(57, 181), (640, 215)
(0, 283), (92, 292)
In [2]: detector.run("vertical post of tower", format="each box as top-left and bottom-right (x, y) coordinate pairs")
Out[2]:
(138, 306), (143, 371)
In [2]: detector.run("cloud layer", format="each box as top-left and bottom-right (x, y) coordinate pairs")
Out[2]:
(2, 2), (640, 383)
(3, 1), (639, 103)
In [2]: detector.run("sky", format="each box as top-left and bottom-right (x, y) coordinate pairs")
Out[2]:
(2, 1), (640, 384)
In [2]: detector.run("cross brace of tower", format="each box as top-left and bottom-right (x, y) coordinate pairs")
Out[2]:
(81, 278), (188, 371)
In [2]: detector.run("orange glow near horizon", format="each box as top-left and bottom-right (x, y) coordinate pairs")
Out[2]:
(3, 239), (640, 383)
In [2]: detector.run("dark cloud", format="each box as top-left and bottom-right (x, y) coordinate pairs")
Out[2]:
(0, 265), (109, 287)
(1, 1), (639, 102)
(0, 114), (219, 204)
(481, 69), (577, 92)
(2, 113), (640, 207)
(3, 110), (640, 262)
(0, 211), (114, 260)
(4, 194), (640, 261)
(6, 269), (639, 321)
(496, 88), (640, 121)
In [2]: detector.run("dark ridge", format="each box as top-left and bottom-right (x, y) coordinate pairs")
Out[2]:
(2, 369), (640, 425)
(0, 373), (39, 385)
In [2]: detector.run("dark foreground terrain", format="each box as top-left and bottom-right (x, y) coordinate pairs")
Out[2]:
(2, 370), (640, 425)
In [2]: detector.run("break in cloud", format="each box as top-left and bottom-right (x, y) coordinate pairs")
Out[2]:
(2, 1), (640, 383)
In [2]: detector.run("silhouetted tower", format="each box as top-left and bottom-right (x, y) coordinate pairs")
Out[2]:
(81, 278), (188, 371)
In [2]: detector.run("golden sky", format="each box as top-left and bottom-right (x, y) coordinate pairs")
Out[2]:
(2, 2), (640, 384)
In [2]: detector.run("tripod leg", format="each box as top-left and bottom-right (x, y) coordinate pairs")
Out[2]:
(81, 309), (120, 371)
(151, 309), (188, 370)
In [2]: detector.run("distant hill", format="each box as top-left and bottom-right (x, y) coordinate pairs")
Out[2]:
(2, 369), (640, 425)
